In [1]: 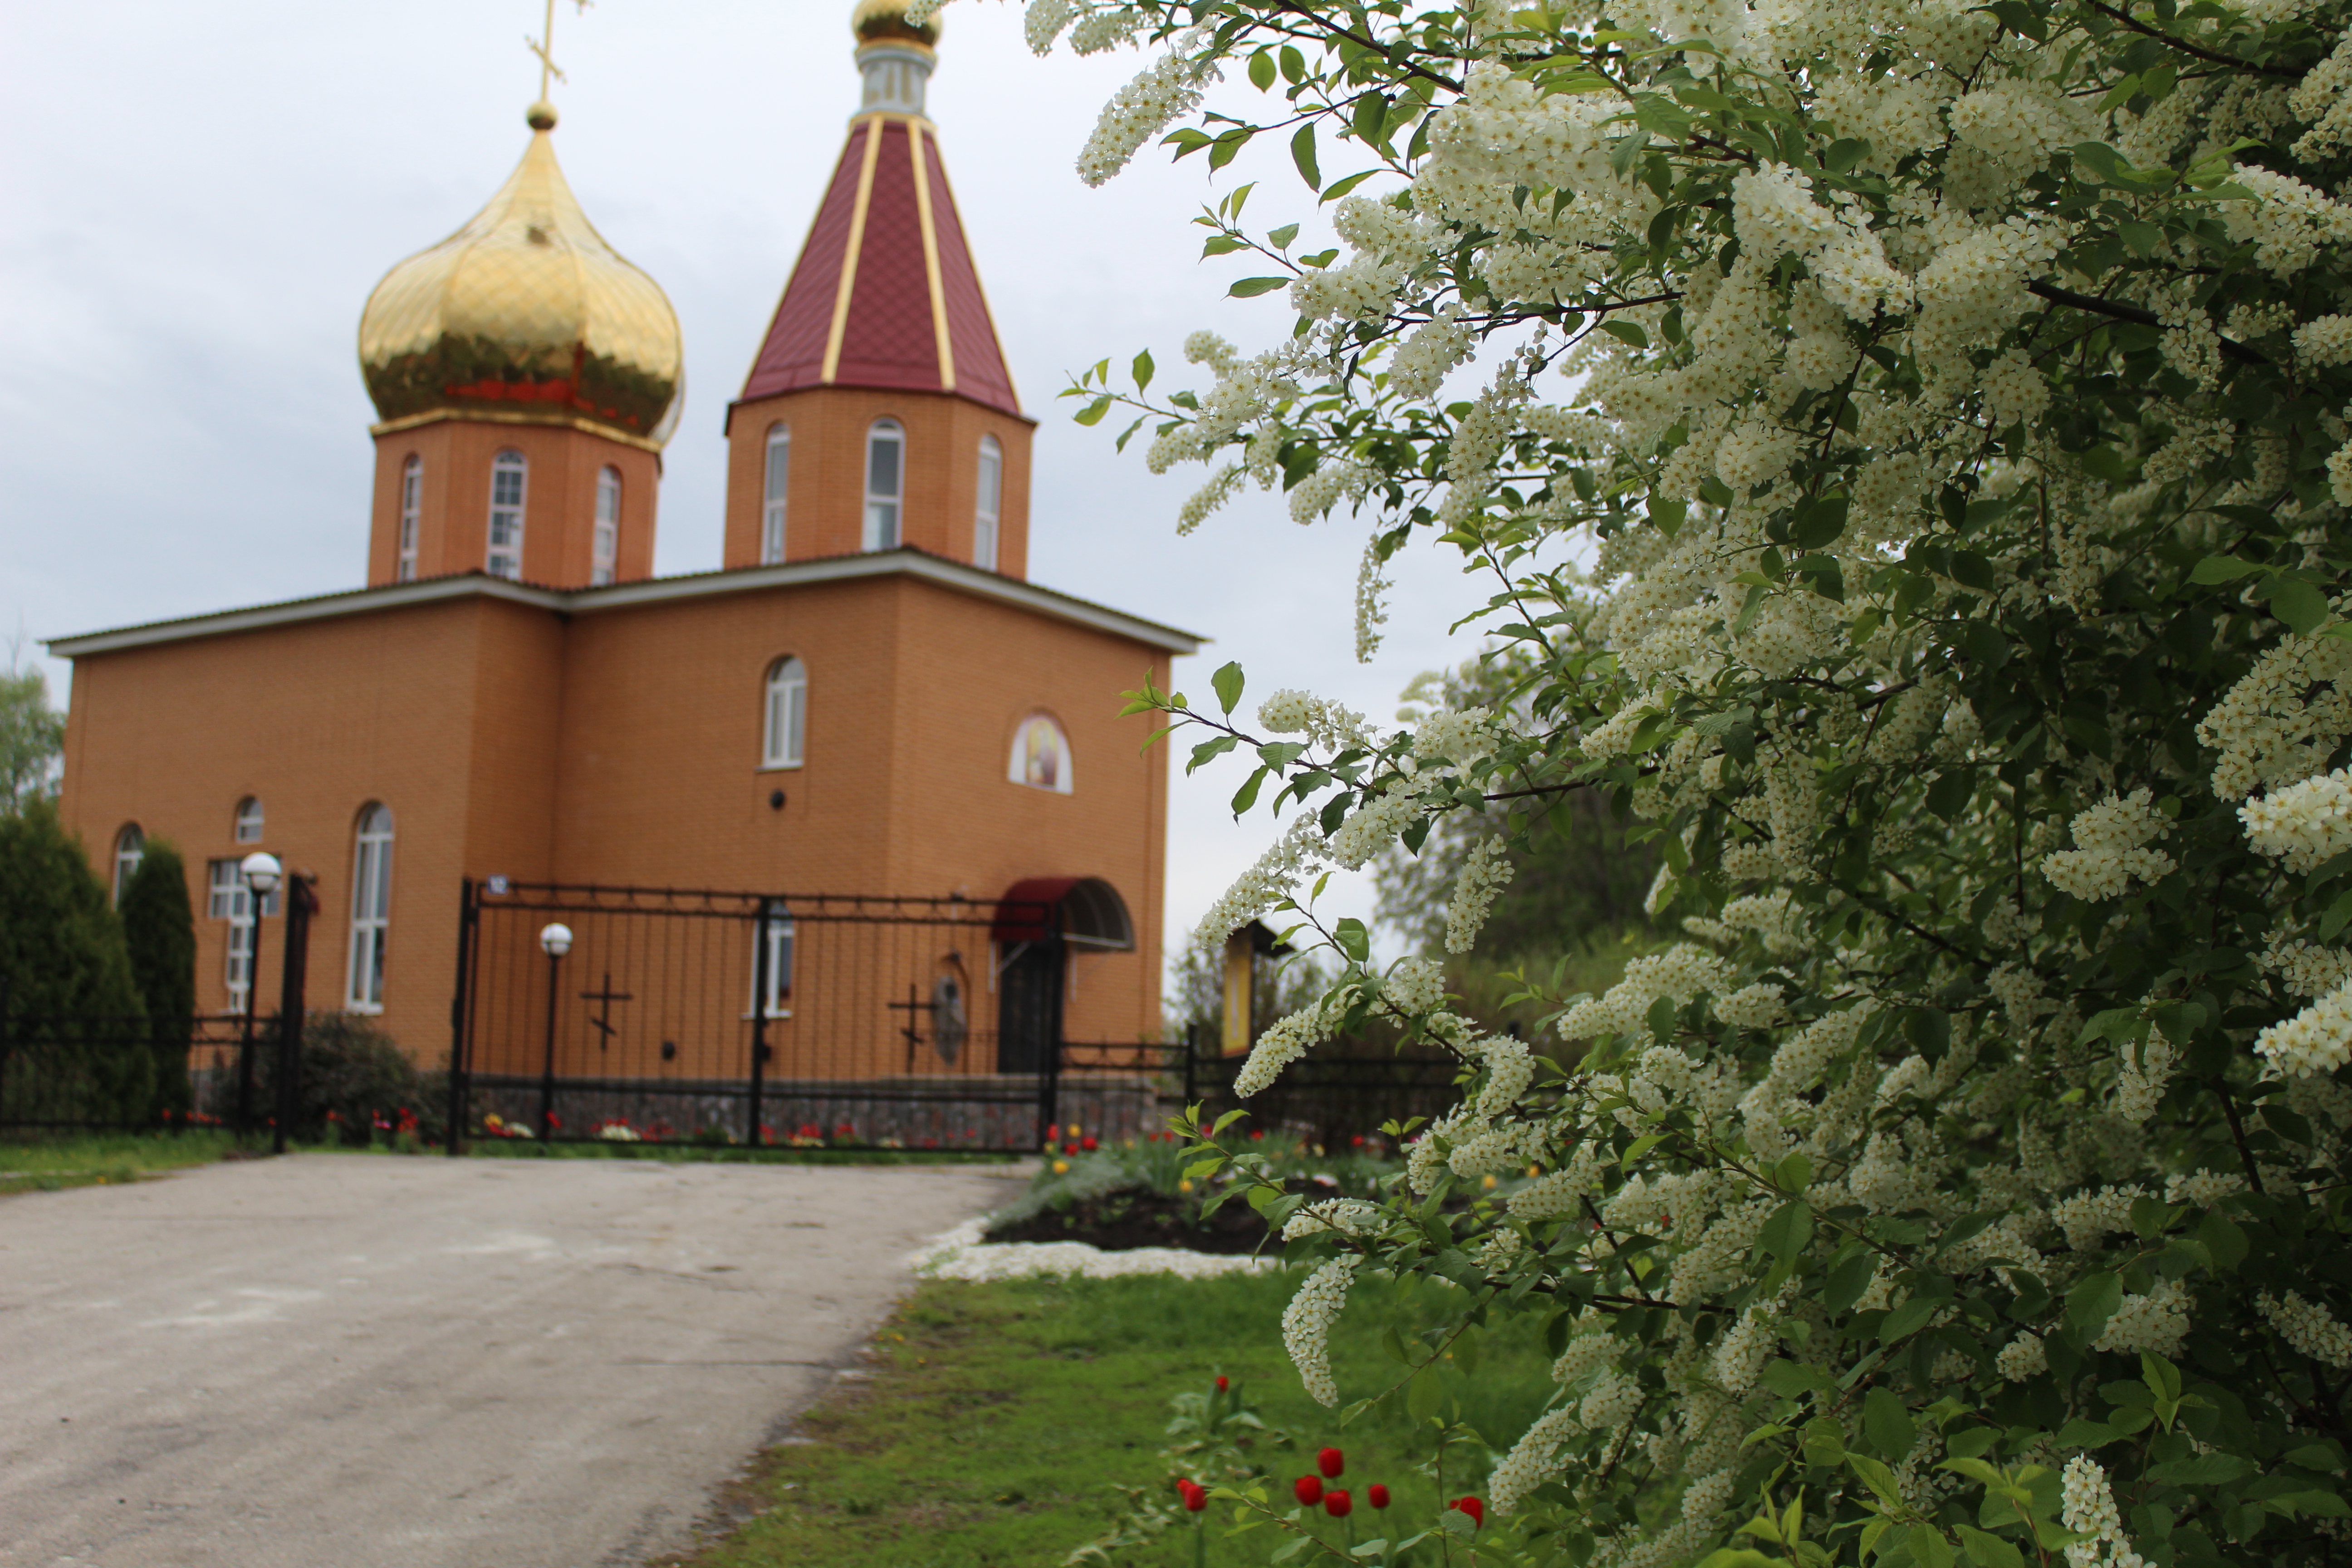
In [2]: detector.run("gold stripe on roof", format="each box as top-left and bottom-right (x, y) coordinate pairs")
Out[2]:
(908, 120), (957, 393)
(821, 117), (887, 385)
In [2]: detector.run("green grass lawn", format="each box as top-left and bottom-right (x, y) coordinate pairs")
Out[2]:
(660, 1269), (1556, 1568)
(0, 1129), (244, 1194)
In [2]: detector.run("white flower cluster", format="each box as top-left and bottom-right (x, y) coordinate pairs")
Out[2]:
(2092, 1280), (2189, 1356)
(1445, 835), (1514, 953)
(2225, 167), (2352, 278)
(2241, 767), (2352, 872)
(1258, 688), (1372, 752)
(1076, 39), (1209, 188)
(2255, 976), (2352, 1078)
(1235, 996), (1335, 1097)
(1281, 1255), (1357, 1406)
(1557, 944), (1735, 1040)
(2040, 789), (2175, 901)
(2050, 1183), (2147, 1250)
(2113, 1024), (2176, 1125)
(1384, 955), (1447, 1017)
(2197, 626), (2352, 800)
(1281, 1198), (1382, 1240)
(2260, 1290), (2352, 1367)
(2062, 1455), (2149, 1568)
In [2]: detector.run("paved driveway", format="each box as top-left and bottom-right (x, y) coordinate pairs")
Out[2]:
(0, 1153), (1019, 1567)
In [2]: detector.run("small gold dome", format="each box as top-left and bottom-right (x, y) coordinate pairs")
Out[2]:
(853, 0), (939, 51)
(358, 119), (683, 449)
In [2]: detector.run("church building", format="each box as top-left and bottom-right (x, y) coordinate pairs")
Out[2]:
(48, 2), (1194, 1099)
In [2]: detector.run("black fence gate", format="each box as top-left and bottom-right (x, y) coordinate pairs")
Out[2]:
(447, 879), (1189, 1154)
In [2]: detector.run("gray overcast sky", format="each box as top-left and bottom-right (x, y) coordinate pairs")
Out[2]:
(0, 0), (1489, 967)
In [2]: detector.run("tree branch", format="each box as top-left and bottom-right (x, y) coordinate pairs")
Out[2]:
(2085, 0), (2300, 79)
(2026, 280), (2271, 366)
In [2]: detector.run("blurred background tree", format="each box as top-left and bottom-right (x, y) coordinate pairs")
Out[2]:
(1375, 652), (1661, 1043)
(0, 658), (64, 814)
(119, 841), (196, 1116)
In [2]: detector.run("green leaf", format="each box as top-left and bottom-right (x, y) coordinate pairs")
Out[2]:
(1268, 223), (1299, 250)
(1760, 1199), (1816, 1263)
(1955, 1524), (2024, 1568)
(1187, 734), (1239, 773)
(2068, 1271), (2124, 1335)
(1132, 348), (1154, 392)
(1824, 137), (1870, 173)
(1290, 123), (1321, 191)
(1647, 993), (1679, 1043)
(1826, 1250), (1878, 1315)
(1927, 770), (1974, 822)
(2188, 554), (2266, 583)
(1959, 619), (2009, 670)
(1882, 1296), (1941, 1345)
(1599, 319), (1651, 349)
(2197, 1208), (2249, 1271)
(1864, 1387), (1917, 1459)
(1248, 48), (1277, 90)
(2146, 1452), (2254, 1486)
(1621, 1132), (1668, 1168)
(1790, 495), (1850, 550)
(1073, 395), (1112, 426)
(1909, 1523), (1957, 1568)
(1229, 276), (1291, 298)
(1230, 766), (1268, 816)
(1212, 660), (1245, 715)
(1776, 1152), (1815, 1193)
(2272, 575), (2332, 635)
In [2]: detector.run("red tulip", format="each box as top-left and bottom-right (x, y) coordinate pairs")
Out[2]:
(1081, 1135), (1098, 1151)
(1294, 1475), (1323, 1507)
(1367, 1484), (1390, 1509)
(1064, 1143), (1078, 1155)
(1324, 1489), (1352, 1518)
(1317, 1447), (1344, 1479)
(1452, 1496), (1485, 1528)
(1176, 1478), (1207, 1512)
(1215, 1375), (1229, 1392)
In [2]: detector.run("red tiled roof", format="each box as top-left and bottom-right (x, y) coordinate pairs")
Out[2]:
(740, 116), (1018, 416)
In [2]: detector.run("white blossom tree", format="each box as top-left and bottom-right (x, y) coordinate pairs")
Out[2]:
(928, 0), (2352, 1560)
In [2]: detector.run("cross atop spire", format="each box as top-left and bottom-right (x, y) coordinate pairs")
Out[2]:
(525, 0), (592, 130)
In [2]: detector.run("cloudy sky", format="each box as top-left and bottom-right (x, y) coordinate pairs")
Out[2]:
(0, 0), (1493, 966)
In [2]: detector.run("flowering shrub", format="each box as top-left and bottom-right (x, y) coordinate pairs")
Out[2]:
(916, 0), (2352, 1559)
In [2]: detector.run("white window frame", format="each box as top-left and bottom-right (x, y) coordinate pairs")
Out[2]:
(974, 435), (1001, 572)
(862, 420), (903, 551)
(397, 454), (422, 582)
(207, 858), (279, 1014)
(112, 825), (144, 907)
(487, 450), (527, 579)
(751, 905), (797, 1019)
(234, 796), (264, 843)
(763, 424), (791, 564)
(347, 804), (394, 1012)
(593, 466), (621, 586)
(763, 657), (807, 770)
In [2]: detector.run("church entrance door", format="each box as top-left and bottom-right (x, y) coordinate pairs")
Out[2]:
(993, 940), (1063, 1075)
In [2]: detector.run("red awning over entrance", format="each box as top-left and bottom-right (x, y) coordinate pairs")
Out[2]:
(990, 877), (1135, 950)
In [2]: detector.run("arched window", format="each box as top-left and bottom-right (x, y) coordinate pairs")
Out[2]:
(975, 435), (1002, 572)
(763, 657), (807, 769)
(112, 825), (144, 906)
(754, 899), (796, 1018)
(486, 451), (528, 579)
(863, 420), (903, 551)
(1008, 713), (1073, 794)
(234, 796), (264, 843)
(763, 424), (791, 564)
(397, 455), (422, 582)
(592, 466), (621, 585)
(347, 804), (394, 1011)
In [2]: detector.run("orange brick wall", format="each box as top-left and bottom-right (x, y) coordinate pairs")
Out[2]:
(58, 572), (1171, 1073)
(367, 418), (662, 589)
(55, 598), (545, 1063)
(721, 387), (1033, 576)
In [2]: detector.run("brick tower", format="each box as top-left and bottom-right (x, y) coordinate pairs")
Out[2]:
(356, 100), (684, 591)
(722, 0), (1034, 577)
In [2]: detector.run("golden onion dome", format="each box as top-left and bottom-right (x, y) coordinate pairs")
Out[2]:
(853, 0), (939, 51)
(358, 106), (684, 450)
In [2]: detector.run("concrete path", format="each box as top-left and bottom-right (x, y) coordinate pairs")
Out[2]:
(0, 1153), (1021, 1568)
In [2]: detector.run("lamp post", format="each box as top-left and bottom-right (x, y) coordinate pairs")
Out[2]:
(233, 852), (282, 1142)
(536, 922), (571, 1141)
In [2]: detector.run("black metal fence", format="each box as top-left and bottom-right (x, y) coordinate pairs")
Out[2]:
(444, 881), (1475, 1155)
(0, 1009), (261, 1135)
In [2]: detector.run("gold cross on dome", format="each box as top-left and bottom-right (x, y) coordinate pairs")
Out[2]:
(527, 0), (595, 103)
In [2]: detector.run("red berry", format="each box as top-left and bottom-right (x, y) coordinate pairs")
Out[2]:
(1317, 1447), (1344, 1479)
(1324, 1490), (1352, 1519)
(1453, 1496), (1485, 1528)
(1294, 1476), (1323, 1507)
(1367, 1485), (1390, 1509)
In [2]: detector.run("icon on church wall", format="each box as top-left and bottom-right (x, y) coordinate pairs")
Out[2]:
(1008, 713), (1073, 794)
(932, 965), (968, 1065)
